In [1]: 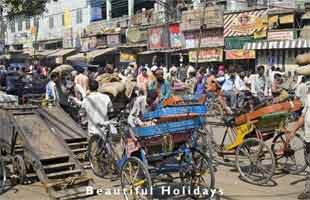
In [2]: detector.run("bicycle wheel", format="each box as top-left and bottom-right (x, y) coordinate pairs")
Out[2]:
(13, 155), (26, 184)
(236, 138), (275, 185)
(271, 132), (307, 174)
(0, 157), (6, 194)
(180, 148), (215, 199)
(121, 157), (152, 200)
(87, 134), (114, 178)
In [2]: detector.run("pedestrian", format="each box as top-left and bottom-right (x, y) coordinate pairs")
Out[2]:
(137, 67), (151, 94)
(194, 67), (207, 95)
(289, 83), (310, 199)
(217, 67), (237, 110)
(74, 68), (89, 99)
(206, 69), (221, 98)
(148, 67), (170, 102)
(185, 68), (196, 94)
(46, 73), (58, 104)
(251, 65), (268, 102)
(73, 80), (113, 136)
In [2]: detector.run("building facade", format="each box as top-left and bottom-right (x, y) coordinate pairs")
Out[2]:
(5, 0), (91, 50)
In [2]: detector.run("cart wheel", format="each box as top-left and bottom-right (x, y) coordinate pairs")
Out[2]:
(236, 138), (275, 185)
(271, 132), (307, 174)
(121, 157), (152, 200)
(87, 134), (114, 178)
(13, 155), (26, 184)
(181, 148), (215, 199)
(0, 157), (6, 194)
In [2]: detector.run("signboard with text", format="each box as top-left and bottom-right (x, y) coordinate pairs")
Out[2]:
(225, 50), (256, 60)
(267, 30), (295, 41)
(189, 48), (223, 63)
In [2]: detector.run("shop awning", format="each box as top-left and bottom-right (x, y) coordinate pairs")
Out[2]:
(138, 50), (159, 55)
(66, 53), (87, 62)
(138, 49), (185, 55)
(23, 49), (59, 57)
(66, 47), (118, 62)
(47, 49), (76, 58)
(87, 47), (118, 59)
(243, 39), (310, 50)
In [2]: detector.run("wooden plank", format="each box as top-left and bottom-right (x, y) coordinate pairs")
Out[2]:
(14, 114), (70, 159)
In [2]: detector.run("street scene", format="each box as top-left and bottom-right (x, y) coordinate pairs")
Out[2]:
(0, 0), (310, 199)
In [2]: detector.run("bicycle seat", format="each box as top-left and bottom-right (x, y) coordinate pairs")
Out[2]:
(97, 121), (117, 128)
(223, 116), (235, 127)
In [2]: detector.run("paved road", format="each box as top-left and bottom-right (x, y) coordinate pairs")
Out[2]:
(0, 123), (307, 200)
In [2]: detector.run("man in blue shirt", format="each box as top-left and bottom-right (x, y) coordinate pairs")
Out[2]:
(148, 67), (170, 102)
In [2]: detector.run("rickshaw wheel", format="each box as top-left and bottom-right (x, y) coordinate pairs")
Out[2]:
(13, 155), (26, 184)
(0, 157), (6, 194)
(121, 157), (152, 200)
(271, 132), (307, 174)
(87, 134), (114, 178)
(180, 148), (215, 199)
(236, 138), (275, 185)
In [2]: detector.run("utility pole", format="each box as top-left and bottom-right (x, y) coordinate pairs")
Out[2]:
(195, 0), (207, 68)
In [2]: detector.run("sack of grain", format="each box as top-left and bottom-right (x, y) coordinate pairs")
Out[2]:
(296, 53), (310, 65)
(295, 65), (310, 76)
(98, 82), (125, 97)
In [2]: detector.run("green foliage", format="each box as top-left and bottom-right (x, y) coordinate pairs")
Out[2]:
(2, 0), (48, 19)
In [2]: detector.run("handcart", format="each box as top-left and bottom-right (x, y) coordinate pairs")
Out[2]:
(88, 103), (215, 199)
(209, 100), (306, 185)
(0, 105), (95, 199)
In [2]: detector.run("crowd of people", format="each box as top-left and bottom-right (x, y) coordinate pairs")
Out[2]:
(2, 60), (310, 199)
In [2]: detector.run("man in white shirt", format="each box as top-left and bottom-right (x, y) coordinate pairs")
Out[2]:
(81, 80), (113, 136)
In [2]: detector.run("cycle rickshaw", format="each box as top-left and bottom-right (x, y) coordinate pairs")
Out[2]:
(206, 100), (307, 185)
(88, 97), (216, 199)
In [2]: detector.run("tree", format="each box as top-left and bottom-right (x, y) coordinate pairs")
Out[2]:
(1, 0), (48, 19)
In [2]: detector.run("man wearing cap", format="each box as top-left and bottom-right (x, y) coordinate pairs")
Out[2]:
(148, 67), (170, 102)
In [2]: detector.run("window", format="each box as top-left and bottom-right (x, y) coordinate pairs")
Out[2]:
(17, 18), (23, 31)
(25, 18), (31, 30)
(49, 16), (54, 29)
(76, 9), (83, 24)
(62, 14), (64, 26)
(10, 21), (15, 33)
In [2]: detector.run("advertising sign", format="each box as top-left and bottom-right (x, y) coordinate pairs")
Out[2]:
(107, 34), (120, 46)
(148, 26), (169, 49)
(224, 9), (268, 37)
(120, 52), (137, 63)
(184, 30), (224, 49)
(225, 50), (256, 60)
(181, 6), (224, 32)
(268, 30), (295, 41)
(169, 24), (183, 48)
(189, 48), (223, 63)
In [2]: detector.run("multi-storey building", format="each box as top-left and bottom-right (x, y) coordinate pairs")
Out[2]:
(5, 0), (91, 50)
